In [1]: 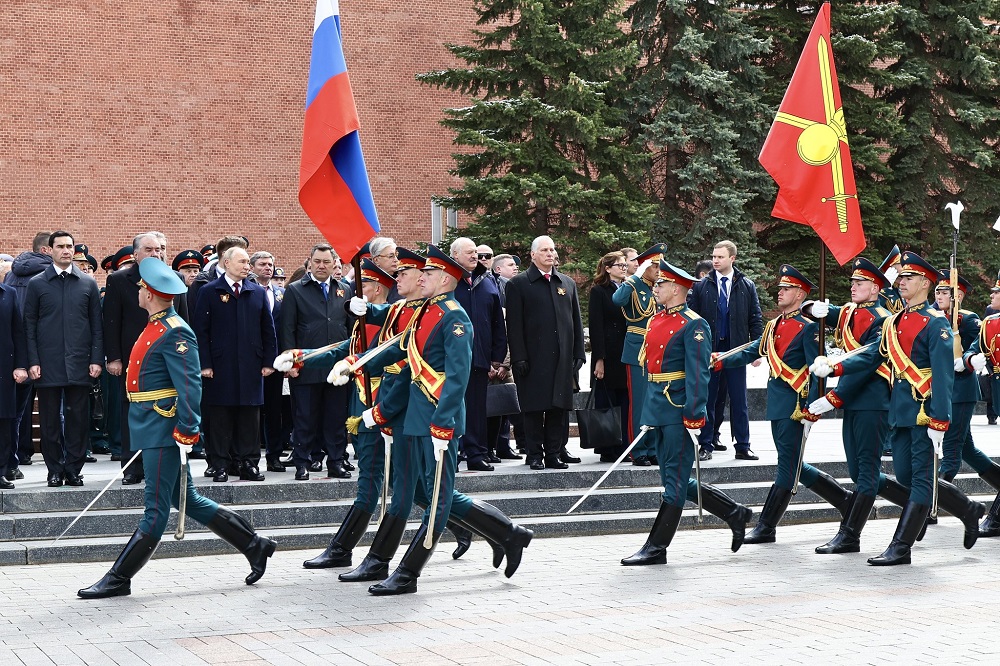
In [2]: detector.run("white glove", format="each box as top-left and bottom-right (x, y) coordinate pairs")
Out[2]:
(810, 298), (830, 319)
(809, 355), (834, 378)
(808, 396), (835, 415)
(176, 442), (193, 455)
(382, 432), (393, 457)
(954, 357), (966, 372)
(884, 266), (899, 285)
(327, 359), (352, 385)
(927, 427), (945, 458)
(432, 436), (450, 462)
(349, 295), (368, 316)
(361, 408), (376, 429)
(635, 258), (654, 278)
(273, 351), (295, 373)
(969, 353), (987, 372)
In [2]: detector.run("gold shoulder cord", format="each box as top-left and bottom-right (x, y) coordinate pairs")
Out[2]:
(622, 280), (656, 323)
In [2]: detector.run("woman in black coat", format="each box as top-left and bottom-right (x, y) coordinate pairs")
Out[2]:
(589, 252), (629, 461)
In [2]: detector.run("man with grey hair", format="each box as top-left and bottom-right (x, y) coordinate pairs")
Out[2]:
(505, 235), (585, 469)
(103, 231), (190, 483)
(451, 237), (507, 471)
(367, 237), (400, 302)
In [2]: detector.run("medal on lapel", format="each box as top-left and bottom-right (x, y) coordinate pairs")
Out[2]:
(557, 288), (566, 296)
(220, 294), (230, 303)
(337, 289), (345, 298)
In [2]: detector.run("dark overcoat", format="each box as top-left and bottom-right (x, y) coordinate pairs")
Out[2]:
(279, 274), (354, 385)
(453, 265), (507, 370)
(505, 264), (585, 411)
(588, 281), (628, 392)
(193, 276), (277, 406)
(0, 283), (27, 418)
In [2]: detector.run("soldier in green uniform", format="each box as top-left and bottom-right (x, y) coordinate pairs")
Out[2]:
(805, 258), (912, 554)
(718, 265), (852, 545)
(78, 258), (276, 598)
(812, 252), (985, 565)
(621, 259), (752, 566)
(612, 244), (665, 466)
(972, 276), (1000, 537)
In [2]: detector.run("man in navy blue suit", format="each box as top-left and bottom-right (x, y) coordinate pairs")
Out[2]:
(193, 247), (277, 482)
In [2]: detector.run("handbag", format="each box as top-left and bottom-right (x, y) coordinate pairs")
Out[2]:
(486, 382), (520, 417)
(576, 382), (622, 450)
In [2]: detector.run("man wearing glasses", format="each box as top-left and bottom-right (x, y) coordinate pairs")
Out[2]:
(368, 237), (401, 303)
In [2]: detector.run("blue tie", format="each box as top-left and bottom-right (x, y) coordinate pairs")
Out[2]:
(718, 276), (730, 339)
(321, 282), (329, 301)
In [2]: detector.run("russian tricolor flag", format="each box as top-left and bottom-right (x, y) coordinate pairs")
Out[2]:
(299, 0), (379, 261)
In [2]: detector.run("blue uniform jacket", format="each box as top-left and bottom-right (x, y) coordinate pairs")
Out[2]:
(639, 305), (711, 427)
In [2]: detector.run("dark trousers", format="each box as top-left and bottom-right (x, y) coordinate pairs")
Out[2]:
(290, 381), (347, 468)
(36, 385), (89, 477)
(260, 372), (284, 463)
(139, 447), (220, 540)
(208, 405), (261, 469)
(459, 368), (490, 464)
(522, 408), (569, 462)
(700, 338), (751, 451)
(118, 375), (143, 476)
(712, 373), (728, 443)
(0, 418), (11, 477)
(12, 381), (36, 465)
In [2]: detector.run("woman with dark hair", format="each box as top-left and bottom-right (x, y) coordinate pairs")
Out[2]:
(589, 252), (630, 461)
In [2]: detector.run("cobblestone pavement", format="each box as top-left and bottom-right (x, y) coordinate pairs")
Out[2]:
(1, 514), (999, 665)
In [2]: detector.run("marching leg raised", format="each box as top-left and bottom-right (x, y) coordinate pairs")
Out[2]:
(698, 482), (753, 553)
(206, 507), (277, 584)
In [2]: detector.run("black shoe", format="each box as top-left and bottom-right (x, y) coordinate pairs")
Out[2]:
(467, 459), (495, 472)
(622, 503), (683, 566)
(648, 455), (658, 465)
(110, 454), (122, 462)
(544, 458), (568, 470)
(239, 463), (265, 482)
(328, 462), (351, 479)
(0, 478), (13, 490)
(206, 507), (276, 584)
(487, 453), (502, 464)
(295, 466), (310, 481)
(632, 455), (652, 467)
(698, 448), (712, 462)
(266, 460), (286, 473)
(496, 448), (522, 460)
(980, 494), (1000, 537)
(84, 455), (98, 464)
(559, 450), (581, 464)
(304, 507), (373, 569)
(309, 460), (324, 473)
(529, 459), (545, 471)
(734, 449), (759, 461)
(340, 514), (407, 582)
(63, 473), (84, 487)
(78, 530), (159, 599)
(5, 468), (22, 481)
(450, 524), (473, 559)
(712, 439), (728, 452)
(121, 474), (143, 486)
(92, 444), (111, 455)
(213, 469), (229, 483)
(204, 466), (216, 478)
(990, 420), (998, 426)
(369, 525), (440, 596)
(342, 458), (356, 472)
(18, 457), (32, 466)
(188, 450), (207, 460)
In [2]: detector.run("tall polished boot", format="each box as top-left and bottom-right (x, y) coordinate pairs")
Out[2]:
(979, 464), (1000, 492)
(699, 482), (753, 553)
(815, 493), (876, 554)
(979, 493), (1000, 537)
(339, 514), (408, 582)
(369, 525), (440, 596)
(807, 469), (854, 519)
(303, 506), (372, 569)
(744, 485), (793, 545)
(621, 502), (683, 565)
(936, 479), (986, 549)
(450, 523), (473, 559)
(78, 530), (159, 598)
(206, 507), (277, 584)
(415, 499), (504, 566)
(878, 476), (910, 507)
(868, 501), (930, 566)
(459, 499), (534, 577)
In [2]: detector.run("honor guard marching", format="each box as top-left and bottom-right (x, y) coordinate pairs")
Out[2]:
(612, 243), (666, 466)
(877, 244), (904, 314)
(812, 252), (985, 565)
(621, 259), (752, 566)
(78, 258), (275, 598)
(718, 265), (852, 545)
(804, 258), (911, 554)
(972, 272), (1000, 537)
(335, 246), (531, 595)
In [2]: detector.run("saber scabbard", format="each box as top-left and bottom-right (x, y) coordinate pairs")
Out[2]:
(175, 449), (188, 540)
(425, 454), (445, 548)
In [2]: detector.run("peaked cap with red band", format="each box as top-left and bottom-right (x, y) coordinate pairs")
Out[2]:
(777, 264), (817, 294)
(423, 244), (469, 282)
(849, 256), (888, 290)
(897, 251), (938, 283)
(935, 270), (972, 297)
(360, 258), (395, 290)
(656, 257), (696, 290)
(395, 247), (425, 271)
(636, 242), (667, 264)
(879, 244), (901, 273)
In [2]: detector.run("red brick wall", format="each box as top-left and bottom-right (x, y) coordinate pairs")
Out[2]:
(0, 1), (474, 284)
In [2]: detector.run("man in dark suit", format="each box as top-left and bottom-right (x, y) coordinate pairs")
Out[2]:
(24, 231), (104, 487)
(0, 281), (28, 488)
(250, 250), (287, 472)
(280, 243), (354, 480)
(103, 232), (189, 484)
(193, 247), (277, 482)
(505, 235), (585, 470)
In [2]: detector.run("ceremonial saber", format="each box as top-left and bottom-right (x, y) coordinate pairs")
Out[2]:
(52, 450), (142, 544)
(298, 339), (349, 362)
(349, 332), (404, 373)
(932, 450), (940, 519)
(175, 449), (188, 540)
(380, 438), (391, 524)
(690, 431), (703, 524)
(791, 420), (814, 495)
(566, 426), (651, 514)
(827, 342), (876, 367)
(714, 340), (756, 362)
(425, 455), (444, 548)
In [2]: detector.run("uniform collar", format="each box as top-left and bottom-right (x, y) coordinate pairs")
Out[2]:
(666, 303), (686, 314)
(149, 307), (175, 322)
(904, 302), (927, 313)
(857, 300), (877, 308)
(781, 308), (801, 320)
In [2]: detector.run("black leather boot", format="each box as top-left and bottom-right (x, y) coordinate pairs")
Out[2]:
(699, 482), (753, 553)
(369, 525), (440, 596)
(868, 502), (929, 566)
(303, 506), (372, 569)
(206, 507), (277, 584)
(450, 523), (473, 559)
(980, 464), (1000, 492)
(744, 485), (793, 545)
(339, 514), (408, 582)
(878, 476), (909, 507)
(77, 530), (159, 598)
(815, 493), (876, 554)
(459, 500), (533, 577)
(621, 502), (683, 566)
(936, 479), (986, 549)
(979, 493), (1000, 537)
(807, 469), (854, 519)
